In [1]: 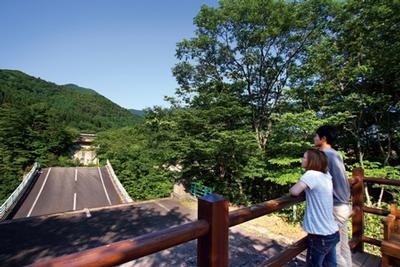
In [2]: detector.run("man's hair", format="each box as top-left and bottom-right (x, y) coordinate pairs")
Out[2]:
(305, 149), (328, 173)
(316, 125), (337, 145)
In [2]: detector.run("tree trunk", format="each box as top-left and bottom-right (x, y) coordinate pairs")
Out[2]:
(378, 187), (384, 207)
(358, 146), (372, 206)
(254, 122), (269, 151)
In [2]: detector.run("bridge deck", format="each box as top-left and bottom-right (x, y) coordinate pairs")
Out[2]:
(11, 167), (122, 219)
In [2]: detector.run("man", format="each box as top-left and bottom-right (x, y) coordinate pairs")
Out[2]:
(314, 125), (352, 267)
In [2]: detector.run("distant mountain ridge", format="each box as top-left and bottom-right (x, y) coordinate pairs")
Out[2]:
(63, 83), (98, 94)
(0, 69), (142, 131)
(129, 109), (145, 117)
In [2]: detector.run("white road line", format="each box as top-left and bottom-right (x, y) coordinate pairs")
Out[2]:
(27, 168), (52, 217)
(98, 167), (112, 205)
(75, 168), (78, 182)
(73, 193), (77, 210)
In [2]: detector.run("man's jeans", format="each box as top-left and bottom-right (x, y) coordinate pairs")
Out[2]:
(306, 231), (340, 267)
(333, 204), (352, 267)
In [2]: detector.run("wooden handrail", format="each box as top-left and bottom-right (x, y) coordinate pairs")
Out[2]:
(229, 195), (305, 227)
(364, 177), (400, 186)
(29, 220), (209, 267)
(362, 236), (382, 247)
(29, 168), (400, 267)
(352, 168), (400, 254)
(363, 206), (390, 216)
(30, 194), (304, 267)
(262, 236), (307, 267)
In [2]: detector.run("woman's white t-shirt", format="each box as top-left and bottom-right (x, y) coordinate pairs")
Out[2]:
(300, 170), (338, 235)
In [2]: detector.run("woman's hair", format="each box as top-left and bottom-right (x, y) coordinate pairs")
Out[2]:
(305, 148), (328, 173)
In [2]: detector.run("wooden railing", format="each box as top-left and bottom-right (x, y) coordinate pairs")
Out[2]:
(30, 168), (399, 267)
(30, 194), (305, 267)
(350, 168), (400, 252)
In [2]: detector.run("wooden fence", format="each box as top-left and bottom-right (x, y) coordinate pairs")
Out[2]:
(350, 168), (400, 252)
(30, 168), (400, 267)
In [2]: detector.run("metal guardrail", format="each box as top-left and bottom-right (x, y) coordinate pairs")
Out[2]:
(0, 162), (40, 219)
(106, 160), (133, 203)
(190, 182), (213, 198)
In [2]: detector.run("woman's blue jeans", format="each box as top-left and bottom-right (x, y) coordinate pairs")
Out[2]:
(306, 231), (340, 267)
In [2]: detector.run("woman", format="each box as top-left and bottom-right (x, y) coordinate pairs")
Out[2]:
(290, 149), (339, 266)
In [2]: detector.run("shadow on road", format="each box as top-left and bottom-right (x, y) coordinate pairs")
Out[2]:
(0, 199), (303, 266)
(1, 201), (191, 266)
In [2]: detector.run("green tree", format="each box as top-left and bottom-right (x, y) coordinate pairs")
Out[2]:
(96, 126), (173, 200)
(290, 0), (400, 205)
(292, 0), (400, 166)
(173, 0), (336, 150)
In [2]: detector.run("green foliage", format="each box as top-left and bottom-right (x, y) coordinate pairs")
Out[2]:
(362, 205), (389, 256)
(173, 0), (335, 150)
(292, 0), (400, 166)
(163, 0), (400, 205)
(0, 104), (77, 203)
(95, 126), (173, 200)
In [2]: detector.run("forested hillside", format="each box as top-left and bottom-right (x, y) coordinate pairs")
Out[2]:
(0, 70), (141, 131)
(0, 70), (141, 203)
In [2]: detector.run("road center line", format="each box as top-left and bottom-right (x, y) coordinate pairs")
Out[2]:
(27, 168), (52, 217)
(75, 168), (78, 182)
(98, 167), (112, 205)
(73, 193), (77, 210)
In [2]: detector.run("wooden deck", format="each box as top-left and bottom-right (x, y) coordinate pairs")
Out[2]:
(353, 252), (381, 267)
(286, 251), (381, 266)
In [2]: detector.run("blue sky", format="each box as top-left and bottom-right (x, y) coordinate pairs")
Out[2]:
(0, 0), (218, 109)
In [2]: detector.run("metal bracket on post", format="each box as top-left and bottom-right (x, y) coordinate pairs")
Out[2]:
(197, 194), (229, 267)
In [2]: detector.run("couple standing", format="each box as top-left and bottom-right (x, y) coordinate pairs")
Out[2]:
(290, 125), (352, 267)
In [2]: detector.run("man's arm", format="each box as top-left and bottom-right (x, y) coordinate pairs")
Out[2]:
(289, 181), (308, 196)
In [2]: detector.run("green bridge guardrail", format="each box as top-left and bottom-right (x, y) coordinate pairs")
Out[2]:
(190, 182), (213, 198)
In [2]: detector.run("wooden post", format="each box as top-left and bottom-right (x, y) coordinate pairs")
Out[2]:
(352, 168), (364, 252)
(197, 194), (229, 267)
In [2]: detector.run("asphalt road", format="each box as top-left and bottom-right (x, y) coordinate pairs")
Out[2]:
(12, 167), (122, 219)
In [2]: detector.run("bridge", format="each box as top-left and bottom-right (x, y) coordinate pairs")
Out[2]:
(12, 167), (121, 219)
(72, 133), (98, 165)
(0, 159), (131, 221)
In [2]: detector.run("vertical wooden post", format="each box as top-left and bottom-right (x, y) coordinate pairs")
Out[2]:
(197, 194), (229, 267)
(352, 168), (364, 252)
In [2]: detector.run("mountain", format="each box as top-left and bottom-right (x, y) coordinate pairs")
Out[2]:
(129, 109), (145, 117)
(63, 83), (98, 94)
(0, 70), (142, 131)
